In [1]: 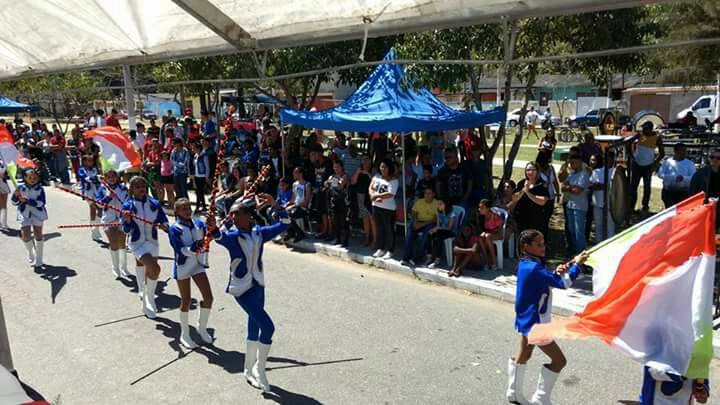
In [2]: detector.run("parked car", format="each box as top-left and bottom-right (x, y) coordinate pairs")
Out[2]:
(567, 109), (601, 127)
(505, 108), (558, 128)
(142, 110), (158, 120)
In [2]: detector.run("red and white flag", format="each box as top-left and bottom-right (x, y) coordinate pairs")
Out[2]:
(86, 126), (141, 172)
(0, 125), (18, 164)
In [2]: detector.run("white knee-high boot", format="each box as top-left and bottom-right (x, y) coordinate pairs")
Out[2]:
(135, 266), (145, 299)
(109, 250), (120, 278)
(179, 311), (198, 349)
(143, 278), (158, 319)
(119, 249), (130, 277)
(530, 366), (560, 405)
(0, 209), (7, 228)
(244, 340), (259, 388)
(253, 342), (272, 393)
(91, 219), (102, 241)
(23, 240), (35, 265)
(34, 241), (44, 268)
(506, 358), (529, 404)
(197, 307), (213, 344)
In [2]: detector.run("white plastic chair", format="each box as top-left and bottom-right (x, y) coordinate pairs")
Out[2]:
(492, 207), (514, 270)
(442, 206), (466, 267)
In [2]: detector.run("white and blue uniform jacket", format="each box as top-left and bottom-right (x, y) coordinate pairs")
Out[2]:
(77, 166), (101, 197)
(168, 218), (207, 278)
(640, 366), (709, 405)
(11, 182), (48, 223)
(514, 257), (581, 335)
(96, 183), (128, 223)
(121, 196), (168, 245)
(212, 210), (290, 296)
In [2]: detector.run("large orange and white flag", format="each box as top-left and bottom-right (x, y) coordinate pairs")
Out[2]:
(529, 193), (715, 379)
(86, 126), (141, 172)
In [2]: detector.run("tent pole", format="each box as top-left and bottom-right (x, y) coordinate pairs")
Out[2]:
(280, 116), (285, 179)
(402, 133), (408, 242)
(122, 65), (136, 131)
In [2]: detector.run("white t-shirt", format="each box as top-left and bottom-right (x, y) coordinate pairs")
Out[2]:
(134, 132), (146, 150)
(293, 181), (309, 206)
(370, 175), (399, 211)
(526, 110), (539, 125)
(589, 167), (616, 208)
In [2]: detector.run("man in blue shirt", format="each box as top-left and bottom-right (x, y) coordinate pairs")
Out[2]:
(202, 111), (218, 183)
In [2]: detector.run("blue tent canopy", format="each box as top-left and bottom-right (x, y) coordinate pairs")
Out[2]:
(280, 50), (505, 132)
(0, 96), (40, 114)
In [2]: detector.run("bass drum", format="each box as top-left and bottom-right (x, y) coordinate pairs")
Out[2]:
(610, 167), (631, 226)
(599, 111), (617, 135)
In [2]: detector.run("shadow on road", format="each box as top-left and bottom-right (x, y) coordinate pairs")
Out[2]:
(0, 227), (20, 237)
(44, 232), (62, 241)
(263, 385), (323, 404)
(34, 264), (77, 304)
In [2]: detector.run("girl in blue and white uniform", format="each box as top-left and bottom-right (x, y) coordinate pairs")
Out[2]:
(121, 176), (169, 319)
(168, 198), (214, 349)
(77, 154), (103, 241)
(11, 169), (47, 268)
(506, 229), (586, 405)
(209, 193), (290, 393)
(640, 365), (709, 405)
(96, 169), (130, 279)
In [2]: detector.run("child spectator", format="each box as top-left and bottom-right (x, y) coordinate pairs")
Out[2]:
(170, 138), (191, 199)
(589, 152), (616, 241)
(415, 165), (436, 199)
(159, 150), (175, 208)
(476, 199), (504, 270)
(192, 142), (209, 212)
(427, 200), (464, 268)
(449, 224), (482, 277)
(277, 177), (292, 208)
(285, 167), (312, 242)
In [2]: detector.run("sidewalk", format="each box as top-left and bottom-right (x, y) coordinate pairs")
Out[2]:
(276, 235), (720, 358)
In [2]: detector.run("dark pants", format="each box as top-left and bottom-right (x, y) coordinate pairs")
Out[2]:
(174, 174), (188, 199)
(403, 223), (433, 261)
(562, 201), (572, 249)
(331, 202), (349, 245)
(661, 188), (689, 208)
(631, 162), (654, 211)
(429, 229), (456, 260)
(585, 194), (593, 242)
(207, 153), (217, 190)
(287, 207), (309, 238)
(372, 206), (395, 252)
(194, 177), (207, 209)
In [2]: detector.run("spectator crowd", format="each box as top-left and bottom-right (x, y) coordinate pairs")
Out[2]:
(4, 105), (718, 276)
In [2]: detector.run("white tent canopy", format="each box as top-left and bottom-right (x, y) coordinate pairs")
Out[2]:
(1, 0), (663, 80)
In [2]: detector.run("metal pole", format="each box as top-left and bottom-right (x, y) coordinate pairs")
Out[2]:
(602, 147), (610, 241)
(122, 65), (136, 131)
(401, 133), (408, 241)
(0, 296), (15, 372)
(280, 116), (286, 179)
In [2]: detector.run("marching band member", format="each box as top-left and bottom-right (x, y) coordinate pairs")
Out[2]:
(209, 193), (290, 393)
(78, 154), (103, 241)
(96, 169), (130, 279)
(168, 198), (214, 349)
(11, 169), (47, 268)
(122, 176), (169, 319)
(639, 365), (709, 404)
(507, 229), (586, 405)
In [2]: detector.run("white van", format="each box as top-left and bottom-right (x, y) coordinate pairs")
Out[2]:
(676, 95), (717, 123)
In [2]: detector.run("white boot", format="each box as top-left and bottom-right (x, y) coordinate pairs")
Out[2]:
(0, 209), (7, 228)
(244, 340), (260, 388)
(135, 266), (145, 300)
(91, 220), (102, 241)
(506, 358), (529, 404)
(179, 311), (198, 349)
(197, 307), (213, 344)
(109, 250), (121, 278)
(530, 366), (560, 405)
(23, 240), (35, 265)
(119, 249), (130, 277)
(252, 342), (272, 393)
(143, 278), (158, 319)
(34, 241), (44, 268)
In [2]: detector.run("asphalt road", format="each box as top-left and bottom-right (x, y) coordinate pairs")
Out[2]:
(1, 186), (718, 405)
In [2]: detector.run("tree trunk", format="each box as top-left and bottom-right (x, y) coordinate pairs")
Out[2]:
(237, 85), (246, 117)
(502, 64), (538, 183)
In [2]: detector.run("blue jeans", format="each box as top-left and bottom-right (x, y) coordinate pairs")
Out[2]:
(403, 223), (433, 261)
(566, 208), (587, 254)
(173, 174), (188, 199)
(234, 285), (275, 344)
